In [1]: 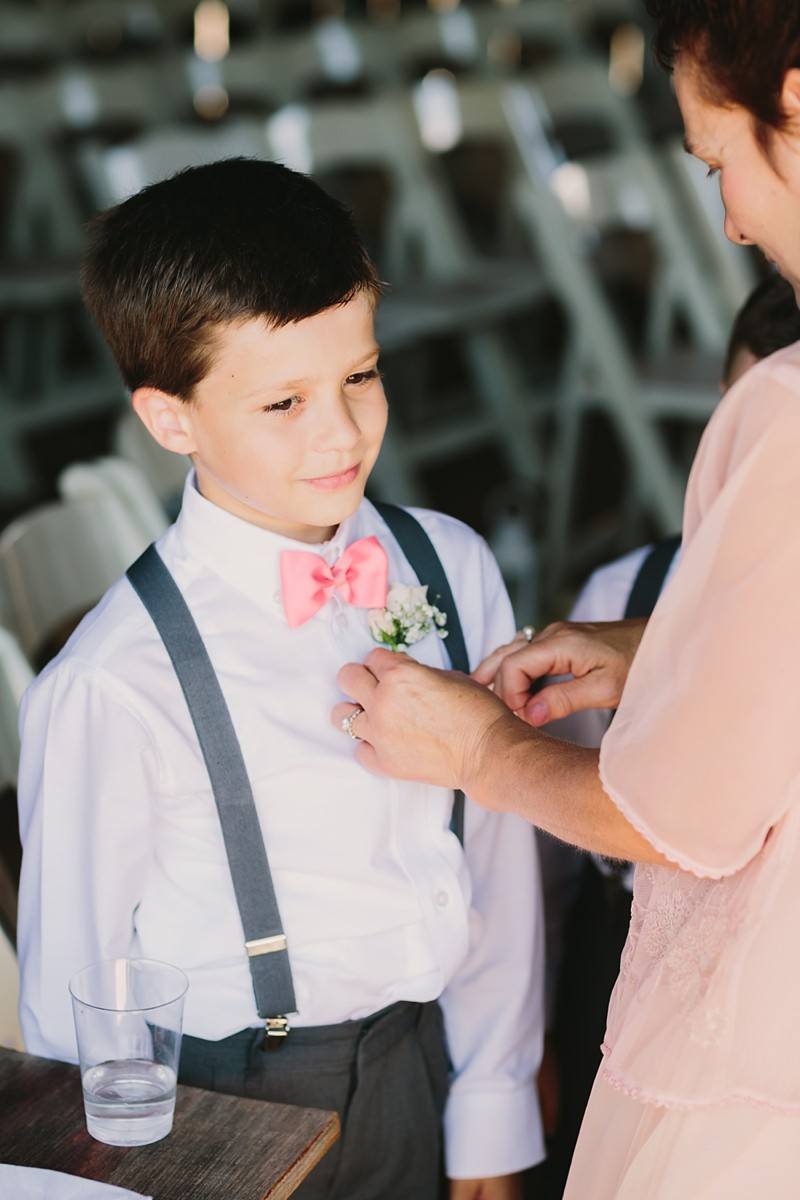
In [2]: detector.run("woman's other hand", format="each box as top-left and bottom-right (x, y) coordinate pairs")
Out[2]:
(472, 620), (647, 725)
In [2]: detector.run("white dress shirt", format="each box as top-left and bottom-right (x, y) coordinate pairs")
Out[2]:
(17, 476), (544, 1179)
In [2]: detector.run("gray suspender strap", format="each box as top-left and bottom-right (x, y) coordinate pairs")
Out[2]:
(623, 534), (682, 620)
(126, 545), (297, 1033)
(373, 501), (468, 846)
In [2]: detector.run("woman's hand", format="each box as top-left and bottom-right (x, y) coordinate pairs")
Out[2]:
(333, 648), (514, 795)
(472, 619), (647, 725)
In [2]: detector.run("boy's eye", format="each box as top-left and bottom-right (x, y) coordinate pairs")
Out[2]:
(263, 395), (301, 414)
(346, 368), (380, 386)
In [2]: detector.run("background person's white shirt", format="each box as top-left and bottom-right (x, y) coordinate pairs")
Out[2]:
(16, 476), (544, 1179)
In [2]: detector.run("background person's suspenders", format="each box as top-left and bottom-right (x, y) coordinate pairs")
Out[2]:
(623, 534), (682, 621)
(126, 505), (470, 1047)
(599, 532), (681, 884)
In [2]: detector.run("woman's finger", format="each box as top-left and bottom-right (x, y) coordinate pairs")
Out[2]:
(519, 676), (617, 726)
(471, 639), (522, 685)
(356, 741), (384, 775)
(492, 643), (570, 712)
(337, 662), (379, 706)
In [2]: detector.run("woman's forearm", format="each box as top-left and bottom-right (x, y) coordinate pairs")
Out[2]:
(469, 713), (669, 866)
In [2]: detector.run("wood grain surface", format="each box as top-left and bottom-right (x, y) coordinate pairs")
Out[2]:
(0, 1048), (339, 1199)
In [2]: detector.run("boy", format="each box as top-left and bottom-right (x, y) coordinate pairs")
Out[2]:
(16, 159), (544, 1200)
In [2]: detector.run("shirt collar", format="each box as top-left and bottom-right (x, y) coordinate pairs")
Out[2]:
(173, 471), (359, 621)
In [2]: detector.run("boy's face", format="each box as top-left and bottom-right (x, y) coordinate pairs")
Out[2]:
(143, 292), (387, 543)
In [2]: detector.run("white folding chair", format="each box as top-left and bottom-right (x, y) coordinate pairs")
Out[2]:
(471, 1), (586, 74)
(524, 57), (729, 356)
(0, 629), (34, 969)
(59, 457), (171, 545)
(113, 411), (191, 515)
(182, 29), (326, 114)
(353, 3), (582, 84)
(0, 495), (151, 661)
(0, 72), (131, 502)
(0, 926), (22, 1050)
(442, 73), (722, 590)
(0, 627), (32, 792)
(76, 118), (265, 209)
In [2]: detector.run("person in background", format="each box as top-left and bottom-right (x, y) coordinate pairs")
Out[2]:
(535, 271), (800, 1198)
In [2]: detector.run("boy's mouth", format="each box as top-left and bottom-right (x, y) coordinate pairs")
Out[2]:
(304, 463), (361, 492)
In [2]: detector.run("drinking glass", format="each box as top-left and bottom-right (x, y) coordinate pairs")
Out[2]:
(69, 958), (188, 1147)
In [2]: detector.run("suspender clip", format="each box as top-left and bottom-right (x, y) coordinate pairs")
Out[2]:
(262, 1016), (291, 1051)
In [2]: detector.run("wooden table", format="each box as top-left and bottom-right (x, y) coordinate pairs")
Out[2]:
(0, 1048), (339, 1199)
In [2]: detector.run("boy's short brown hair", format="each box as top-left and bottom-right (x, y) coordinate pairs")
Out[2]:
(82, 157), (381, 399)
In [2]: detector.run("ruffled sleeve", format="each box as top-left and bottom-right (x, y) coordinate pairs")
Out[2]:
(600, 351), (800, 878)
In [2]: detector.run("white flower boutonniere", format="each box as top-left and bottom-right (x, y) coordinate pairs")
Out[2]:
(368, 583), (449, 652)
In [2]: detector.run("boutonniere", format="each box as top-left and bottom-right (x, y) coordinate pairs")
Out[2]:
(368, 583), (449, 652)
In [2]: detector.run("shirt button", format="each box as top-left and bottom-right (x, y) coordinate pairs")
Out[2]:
(331, 610), (349, 634)
(434, 890), (450, 909)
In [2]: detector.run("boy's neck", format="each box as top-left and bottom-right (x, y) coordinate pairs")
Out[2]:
(195, 470), (340, 545)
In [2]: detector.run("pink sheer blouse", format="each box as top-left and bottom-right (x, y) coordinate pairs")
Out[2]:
(598, 343), (800, 1112)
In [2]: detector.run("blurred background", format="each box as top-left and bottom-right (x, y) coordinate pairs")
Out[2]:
(0, 0), (767, 1119)
(0, 0), (767, 626)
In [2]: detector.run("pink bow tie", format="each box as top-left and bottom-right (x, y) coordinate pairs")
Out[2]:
(280, 536), (389, 628)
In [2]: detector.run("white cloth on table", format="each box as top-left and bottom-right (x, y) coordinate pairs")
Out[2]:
(16, 475), (545, 1180)
(0, 1165), (150, 1200)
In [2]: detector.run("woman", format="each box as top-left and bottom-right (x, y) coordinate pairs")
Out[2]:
(334, 4), (800, 1194)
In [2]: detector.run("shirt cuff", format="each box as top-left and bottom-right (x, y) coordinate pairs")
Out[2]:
(444, 1084), (545, 1179)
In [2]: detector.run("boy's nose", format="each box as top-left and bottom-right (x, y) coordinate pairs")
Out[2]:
(312, 395), (362, 452)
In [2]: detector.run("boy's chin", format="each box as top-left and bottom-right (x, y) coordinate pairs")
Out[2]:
(304, 488), (367, 527)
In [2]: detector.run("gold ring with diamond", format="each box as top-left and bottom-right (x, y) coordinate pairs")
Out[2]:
(519, 625), (536, 643)
(341, 705), (364, 741)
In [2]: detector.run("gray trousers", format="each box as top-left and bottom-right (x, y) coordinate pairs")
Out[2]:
(179, 1001), (449, 1200)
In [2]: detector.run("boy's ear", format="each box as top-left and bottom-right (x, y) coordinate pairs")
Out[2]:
(782, 68), (800, 120)
(132, 387), (198, 456)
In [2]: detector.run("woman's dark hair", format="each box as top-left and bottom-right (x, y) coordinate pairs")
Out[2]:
(647, 1), (800, 146)
(724, 274), (800, 380)
(82, 157), (381, 399)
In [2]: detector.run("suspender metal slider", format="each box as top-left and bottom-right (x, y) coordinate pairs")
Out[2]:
(262, 1016), (291, 1051)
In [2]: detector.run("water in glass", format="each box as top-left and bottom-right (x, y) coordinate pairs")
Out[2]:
(82, 1058), (177, 1146)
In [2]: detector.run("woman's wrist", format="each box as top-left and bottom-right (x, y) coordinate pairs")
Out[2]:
(464, 709), (535, 813)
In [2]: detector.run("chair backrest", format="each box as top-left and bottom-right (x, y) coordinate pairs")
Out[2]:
(0, 924), (22, 1049)
(448, 68), (727, 355)
(113, 411), (191, 511)
(521, 61), (728, 352)
(472, 1), (585, 72)
(352, 3), (581, 83)
(78, 118), (265, 208)
(0, 627), (33, 792)
(266, 94), (475, 278)
(192, 31), (324, 112)
(0, 495), (151, 659)
(59, 457), (171, 544)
